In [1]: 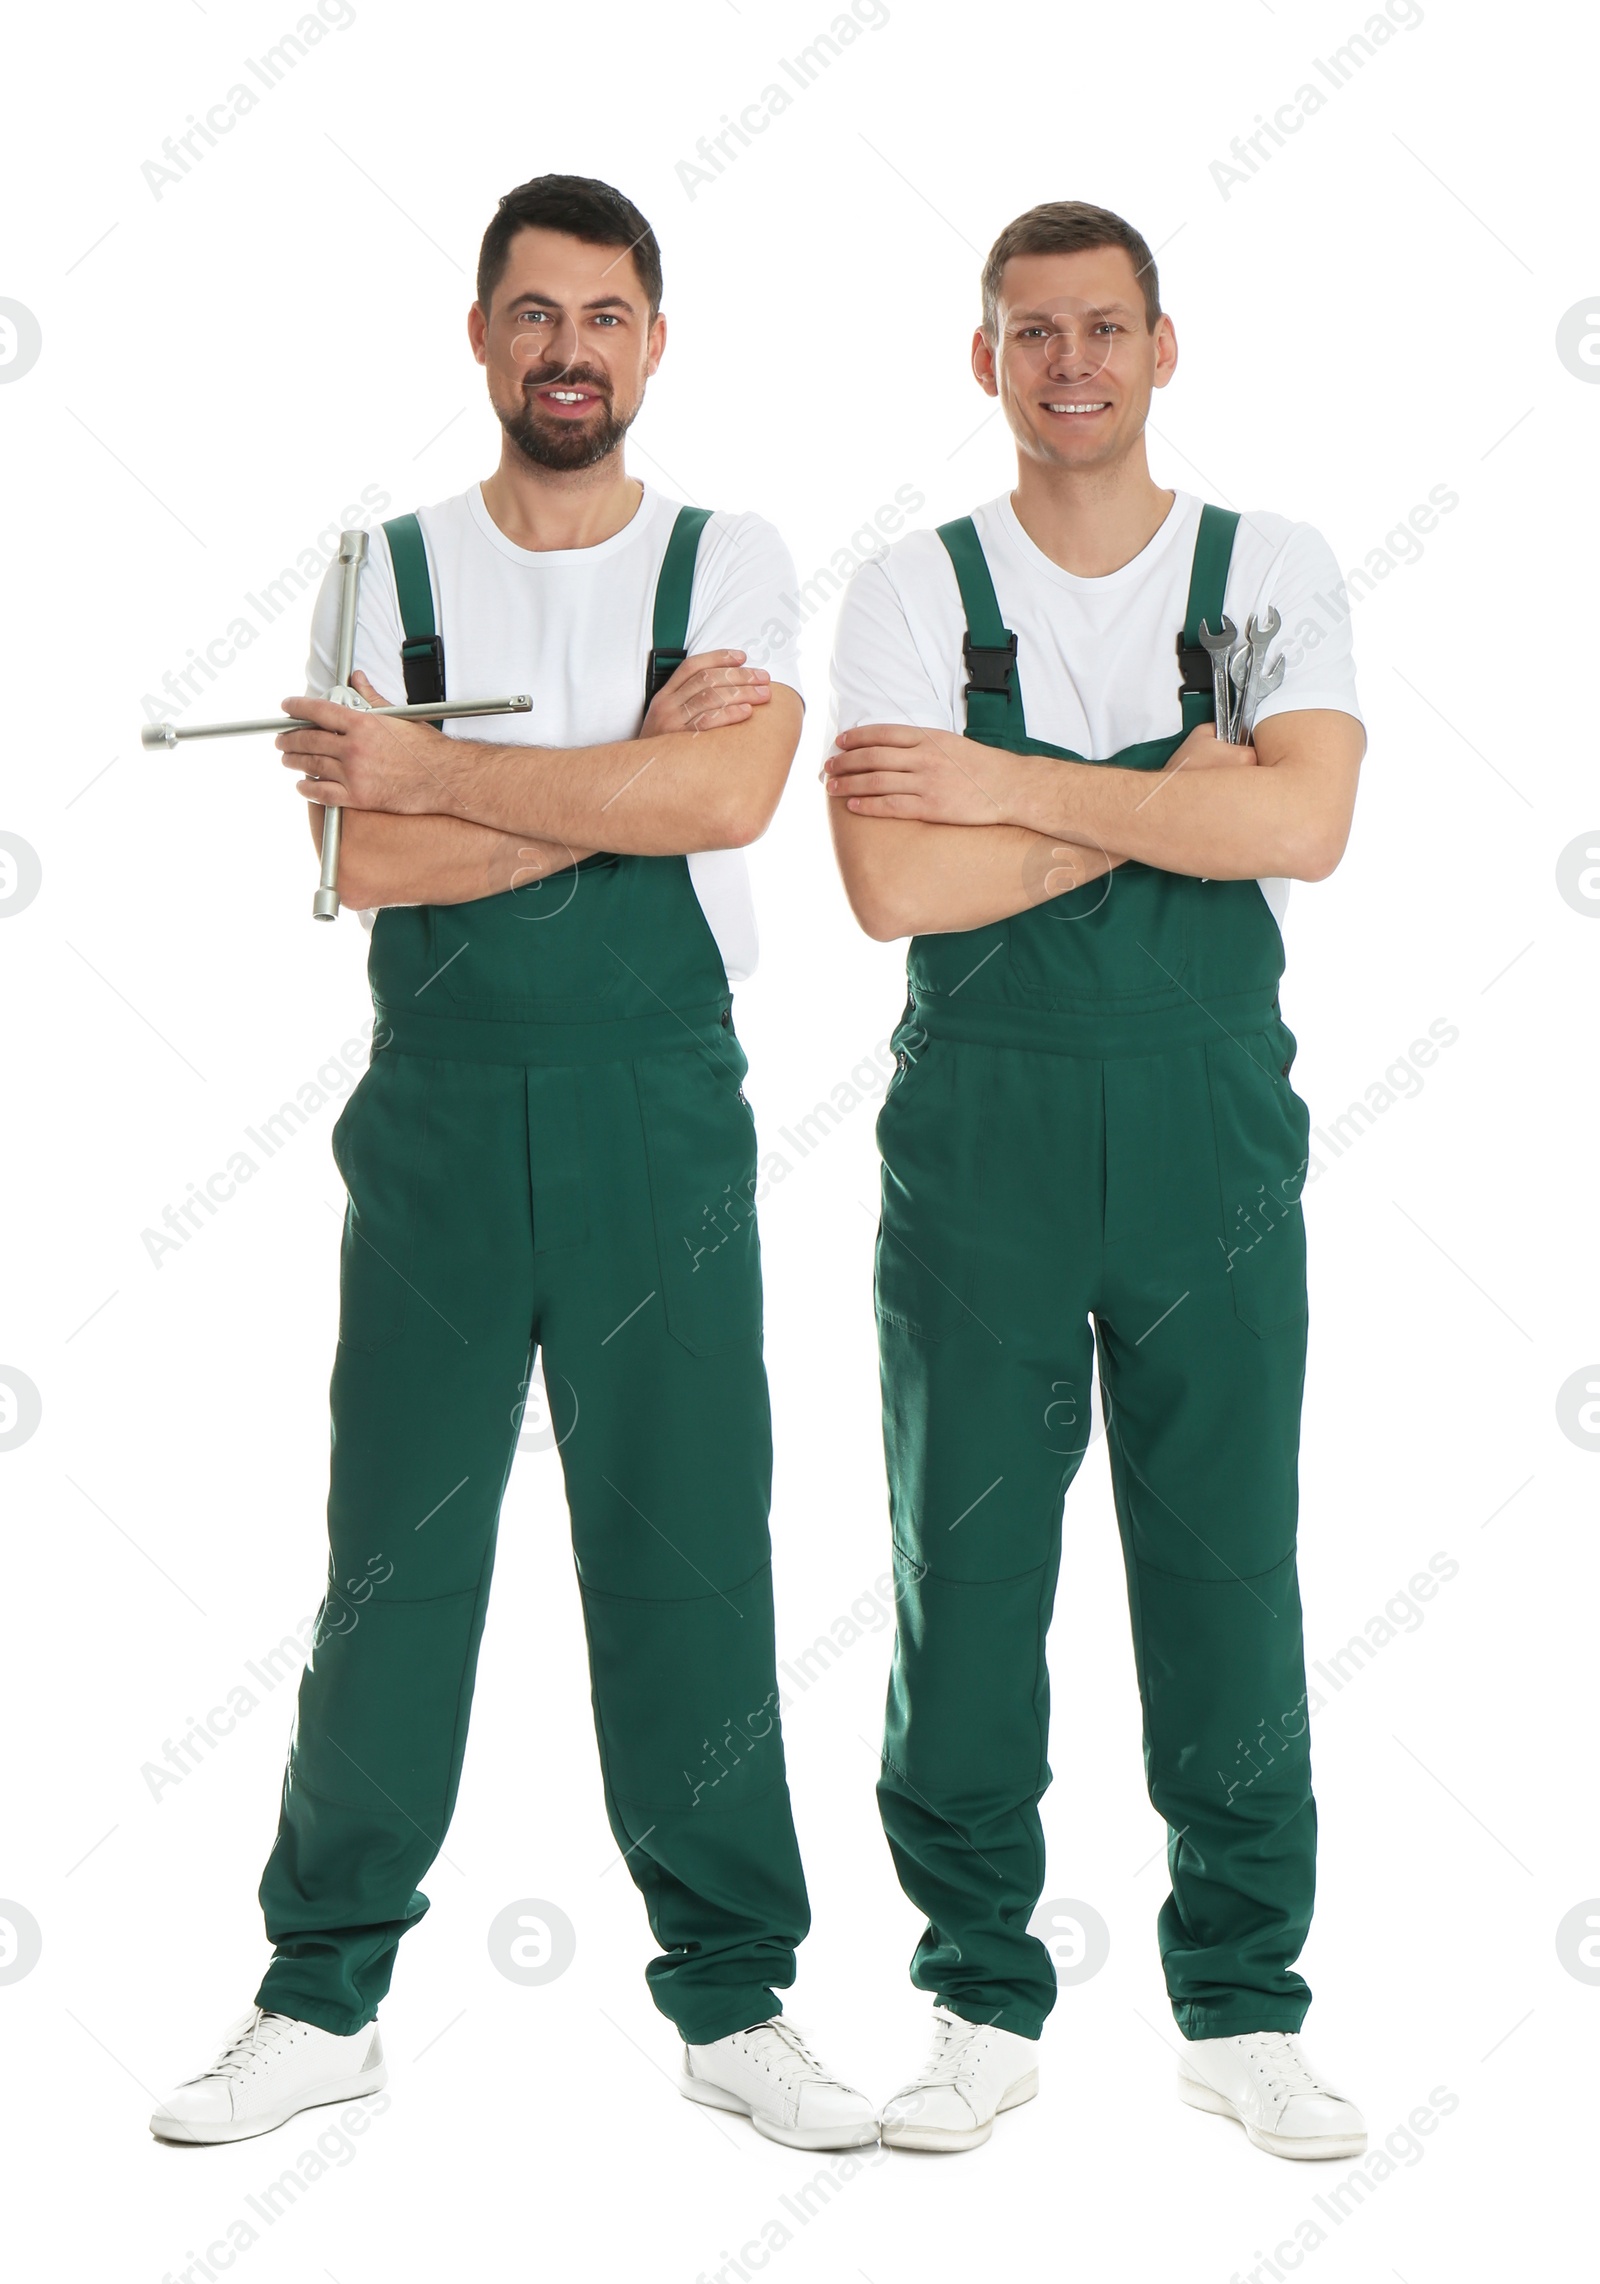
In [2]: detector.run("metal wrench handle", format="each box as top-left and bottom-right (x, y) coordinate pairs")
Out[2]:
(312, 530), (369, 921)
(1235, 607), (1282, 754)
(1236, 653), (1285, 745)
(1199, 618), (1240, 744)
(140, 696), (533, 748)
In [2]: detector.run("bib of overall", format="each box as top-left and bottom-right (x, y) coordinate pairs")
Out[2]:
(872, 506), (1316, 2042)
(255, 506), (811, 2045)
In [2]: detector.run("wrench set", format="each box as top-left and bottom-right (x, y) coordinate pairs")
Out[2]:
(1198, 606), (1285, 746)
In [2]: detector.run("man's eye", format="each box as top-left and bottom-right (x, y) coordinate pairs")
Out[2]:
(593, 313), (620, 327)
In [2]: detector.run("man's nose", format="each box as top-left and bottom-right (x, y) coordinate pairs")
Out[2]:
(1046, 328), (1108, 382)
(514, 314), (579, 373)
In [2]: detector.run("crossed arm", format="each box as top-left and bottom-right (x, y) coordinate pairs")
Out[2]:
(283, 653), (803, 910)
(823, 709), (1366, 940)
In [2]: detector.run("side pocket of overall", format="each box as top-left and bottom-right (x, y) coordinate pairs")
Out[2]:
(329, 1053), (428, 1353)
(874, 1031), (987, 1343)
(634, 1038), (764, 1357)
(1204, 1018), (1310, 1336)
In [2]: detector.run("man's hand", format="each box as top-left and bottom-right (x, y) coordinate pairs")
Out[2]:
(278, 670), (461, 816)
(641, 649), (772, 738)
(826, 717), (1262, 826)
(823, 722), (1020, 824)
(1159, 722), (1265, 776)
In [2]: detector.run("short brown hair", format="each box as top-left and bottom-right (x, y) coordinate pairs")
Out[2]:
(980, 201), (1161, 339)
(477, 174), (663, 319)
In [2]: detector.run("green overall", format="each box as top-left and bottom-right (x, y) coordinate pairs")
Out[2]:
(873, 506), (1316, 2042)
(256, 507), (811, 2045)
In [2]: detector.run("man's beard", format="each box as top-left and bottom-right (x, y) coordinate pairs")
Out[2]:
(498, 370), (636, 472)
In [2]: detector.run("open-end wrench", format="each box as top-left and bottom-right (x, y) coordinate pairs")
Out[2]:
(1236, 606), (1282, 747)
(1199, 617), (1240, 743)
(1228, 642), (1250, 741)
(1235, 652), (1285, 745)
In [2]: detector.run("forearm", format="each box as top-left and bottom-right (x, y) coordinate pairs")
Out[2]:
(1003, 720), (1360, 882)
(430, 709), (795, 854)
(831, 810), (1122, 941)
(311, 805), (593, 910)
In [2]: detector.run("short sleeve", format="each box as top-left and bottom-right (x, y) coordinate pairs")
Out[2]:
(685, 512), (804, 696)
(828, 556), (955, 743)
(1246, 522), (1364, 733)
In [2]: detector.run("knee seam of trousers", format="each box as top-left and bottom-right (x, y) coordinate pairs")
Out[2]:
(576, 1559), (773, 1608)
(889, 1538), (1051, 1591)
(328, 1584), (485, 1608)
(282, 1763), (447, 1835)
(1131, 1548), (1298, 1587)
(876, 1744), (1045, 1833)
(877, 1770), (1051, 1827)
(607, 1767), (795, 1817)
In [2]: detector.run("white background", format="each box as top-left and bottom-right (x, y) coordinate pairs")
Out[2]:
(1, 1), (1594, 2277)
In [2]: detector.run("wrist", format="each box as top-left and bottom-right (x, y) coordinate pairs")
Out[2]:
(1001, 752), (1058, 833)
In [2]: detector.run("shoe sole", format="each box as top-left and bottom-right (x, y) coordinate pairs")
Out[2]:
(1176, 2073), (1367, 2161)
(149, 2065), (388, 2145)
(679, 2072), (879, 2151)
(878, 2069), (1039, 2153)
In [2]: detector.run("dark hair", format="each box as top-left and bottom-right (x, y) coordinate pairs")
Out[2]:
(980, 201), (1161, 338)
(476, 174), (663, 317)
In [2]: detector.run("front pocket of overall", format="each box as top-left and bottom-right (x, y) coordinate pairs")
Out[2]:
(329, 1054), (427, 1352)
(634, 1043), (763, 1357)
(430, 855), (631, 1014)
(1205, 1021), (1310, 1335)
(874, 1033), (986, 1342)
(1003, 862), (1192, 1006)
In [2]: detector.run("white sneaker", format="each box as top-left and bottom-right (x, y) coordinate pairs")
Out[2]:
(681, 2017), (878, 2150)
(1177, 2030), (1367, 2160)
(150, 2007), (386, 2144)
(879, 2004), (1039, 2152)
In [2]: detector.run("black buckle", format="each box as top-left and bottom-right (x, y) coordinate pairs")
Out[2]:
(962, 632), (1017, 697)
(399, 634), (446, 707)
(645, 646), (687, 706)
(1175, 631), (1212, 698)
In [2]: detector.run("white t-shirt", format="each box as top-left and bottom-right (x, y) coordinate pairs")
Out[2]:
(305, 481), (803, 981)
(828, 489), (1362, 928)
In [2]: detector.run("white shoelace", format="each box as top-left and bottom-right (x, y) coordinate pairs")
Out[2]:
(199, 2009), (302, 2082)
(736, 2018), (844, 2089)
(905, 2006), (987, 2093)
(1243, 2033), (1335, 2103)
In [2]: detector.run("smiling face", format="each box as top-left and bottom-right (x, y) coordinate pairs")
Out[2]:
(469, 225), (666, 474)
(974, 243), (1176, 475)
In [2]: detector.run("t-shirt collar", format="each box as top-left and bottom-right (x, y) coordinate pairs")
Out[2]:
(988, 487), (1197, 594)
(464, 476), (663, 567)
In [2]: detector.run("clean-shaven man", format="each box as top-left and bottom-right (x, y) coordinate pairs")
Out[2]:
(151, 173), (874, 2153)
(826, 200), (1368, 2159)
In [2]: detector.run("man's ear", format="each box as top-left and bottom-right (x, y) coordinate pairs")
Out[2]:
(1151, 312), (1178, 391)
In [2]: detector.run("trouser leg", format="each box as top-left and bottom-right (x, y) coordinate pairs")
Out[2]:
(1097, 1034), (1315, 2038)
(873, 1037), (1100, 2039)
(535, 1046), (810, 2045)
(257, 1053), (534, 2034)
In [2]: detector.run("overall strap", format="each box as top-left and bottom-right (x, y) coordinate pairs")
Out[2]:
(381, 513), (447, 704)
(1176, 503), (1240, 732)
(646, 504), (715, 706)
(937, 517), (1022, 741)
